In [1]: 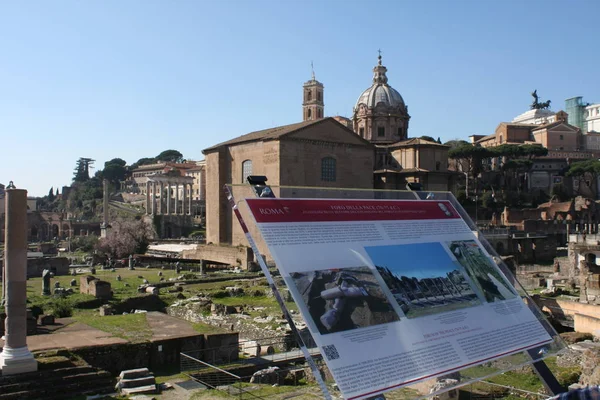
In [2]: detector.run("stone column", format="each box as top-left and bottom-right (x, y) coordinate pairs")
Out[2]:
(0, 188), (37, 374)
(175, 183), (179, 215)
(158, 182), (163, 215)
(182, 182), (187, 216)
(146, 181), (151, 214)
(151, 182), (156, 215)
(188, 183), (192, 215)
(166, 182), (171, 215)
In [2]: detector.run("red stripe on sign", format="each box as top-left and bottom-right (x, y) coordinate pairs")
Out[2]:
(245, 199), (461, 223)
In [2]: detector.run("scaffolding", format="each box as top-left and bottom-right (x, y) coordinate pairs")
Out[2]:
(565, 96), (587, 132)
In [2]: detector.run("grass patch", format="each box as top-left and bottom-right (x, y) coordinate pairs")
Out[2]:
(189, 382), (320, 399)
(191, 322), (229, 335)
(74, 313), (152, 342)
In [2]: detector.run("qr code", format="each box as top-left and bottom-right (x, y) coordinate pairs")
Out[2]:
(322, 344), (340, 361)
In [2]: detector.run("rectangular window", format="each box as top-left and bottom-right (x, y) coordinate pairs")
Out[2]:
(321, 157), (336, 182)
(359, 127), (365, 137)
(377, 126), (385, 137)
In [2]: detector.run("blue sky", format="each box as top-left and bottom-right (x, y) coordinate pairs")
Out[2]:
(1, 0), (599, 196)
(365, 242), (457, 279)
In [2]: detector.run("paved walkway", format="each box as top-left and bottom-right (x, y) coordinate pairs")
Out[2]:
(0, 320), (128, 351)
(0, 312), (203, 352)
(145, 311), (201, 341)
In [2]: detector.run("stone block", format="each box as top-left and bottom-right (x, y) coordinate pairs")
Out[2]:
(120, 375), (156, 388)
(121, 385), (157, 396)
(145, 287), (159, 295)
(119, 367), (151, 380)
(99, 305), (114, 316)
(39, 315), (55, 325)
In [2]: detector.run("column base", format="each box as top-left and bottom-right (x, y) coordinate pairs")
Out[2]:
(0, 346), (38, 375)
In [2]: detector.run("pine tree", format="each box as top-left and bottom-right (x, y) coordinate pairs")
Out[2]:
(73, 158), (95, 183)
(48, 187), (55, 202)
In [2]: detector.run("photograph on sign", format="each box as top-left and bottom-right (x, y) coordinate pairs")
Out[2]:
(447, 240), (517, 302)
(365, 242), (481, 318)
(290, 266), (400, 334)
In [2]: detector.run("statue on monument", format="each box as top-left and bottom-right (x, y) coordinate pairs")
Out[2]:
(530, 90), (552, 110)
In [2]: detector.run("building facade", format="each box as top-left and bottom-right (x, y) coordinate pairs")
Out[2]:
(202, 118), (374, 249)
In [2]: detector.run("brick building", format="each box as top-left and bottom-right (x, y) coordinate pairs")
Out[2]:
(202, 117), (375, 248)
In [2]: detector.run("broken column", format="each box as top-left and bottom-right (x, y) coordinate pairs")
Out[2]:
(0, 186), (38, 374)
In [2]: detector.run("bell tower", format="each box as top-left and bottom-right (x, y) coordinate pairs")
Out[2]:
(302, 63), (324, 121)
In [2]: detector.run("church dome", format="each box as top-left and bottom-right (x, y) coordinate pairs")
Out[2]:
(354, 55), (406, 112)
(355, 84), (405, 111)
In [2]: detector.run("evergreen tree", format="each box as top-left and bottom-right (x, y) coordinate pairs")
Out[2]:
(48, 187), (55, 202)
(73, 158), (95, 183)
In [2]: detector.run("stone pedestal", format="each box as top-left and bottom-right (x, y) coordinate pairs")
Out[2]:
(0, 188), (38, 375)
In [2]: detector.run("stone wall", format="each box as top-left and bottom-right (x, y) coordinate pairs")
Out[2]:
(203, 333), (239, 364)
(112, 294), (167, 314)
(0, 257), (70, 278)
(574, 314), (600, 337)
(149, 335), (205, 370)
(182, 244), (254, 269)
(154, 214), (194, 239)
(72, 333), (237, 375)
(79, 276), (112, 300)
(72, 343), (150, 375)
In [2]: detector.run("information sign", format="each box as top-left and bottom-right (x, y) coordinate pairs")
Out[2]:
(245, 198), (553, 400)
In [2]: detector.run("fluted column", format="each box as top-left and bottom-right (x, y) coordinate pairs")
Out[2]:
(0, 188), (38, 375)
(158, 182), (164, 215)
(146, 181), (151, 214)
(175, 183), (179, 214)
(188, 184), (192, 215)
(182, 182), (187, 216)
(166, 182), (171, 215)
(151, 182), (156, 215)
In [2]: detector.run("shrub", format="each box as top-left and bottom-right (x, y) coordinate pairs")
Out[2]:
(558, 369), (581, 387)
(70, 235), (99, 252)
(48, 298), (73, 318)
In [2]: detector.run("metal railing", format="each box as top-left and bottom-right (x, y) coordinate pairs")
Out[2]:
(181, 352), (266, 399)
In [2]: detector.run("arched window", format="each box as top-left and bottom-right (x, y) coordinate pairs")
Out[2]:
(307, 91), (312, 101)
(317, 91), (322, 101)
(318, 109), (322, 118)
(307, 109), (312, 119)
(242, 160), (253, 183)
(321, 157), (336, 182)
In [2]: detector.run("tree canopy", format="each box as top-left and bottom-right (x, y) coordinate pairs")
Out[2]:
(444, 139), (470, 149)
(566, 159), (600, 178)
(155, 150), (183, 163)
(130, 157), (156, 171)
(448, 144), (491, 177)
(101, 158), (128, 183)
(418, 135), (436, 143)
